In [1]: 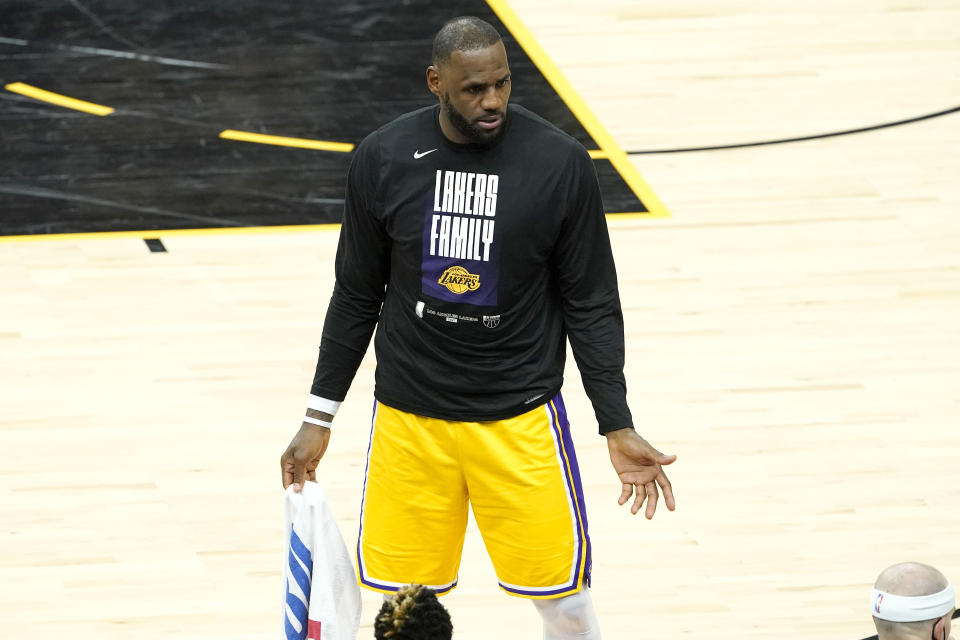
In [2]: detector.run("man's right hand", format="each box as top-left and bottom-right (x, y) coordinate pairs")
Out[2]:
(280, 415), (332, 492)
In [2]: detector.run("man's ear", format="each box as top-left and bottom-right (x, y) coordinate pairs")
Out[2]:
(932, 615), (946, 640)
(426, 65), (441, 98)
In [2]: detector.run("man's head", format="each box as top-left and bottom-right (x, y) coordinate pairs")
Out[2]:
(374, 584), (453, 640)
(872, 562), (955, 640)
(427, 16), (511, 145)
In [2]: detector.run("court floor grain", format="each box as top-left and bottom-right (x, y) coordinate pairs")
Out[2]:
(2, 2), (959, 638)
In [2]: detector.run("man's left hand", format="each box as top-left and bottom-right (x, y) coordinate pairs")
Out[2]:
(605, 428), (676, 519)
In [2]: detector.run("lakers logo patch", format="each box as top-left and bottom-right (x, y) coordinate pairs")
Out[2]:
(438, 266), (481, 294)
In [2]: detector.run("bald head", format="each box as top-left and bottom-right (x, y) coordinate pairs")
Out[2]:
(873, 563), (955, 640)
(876, 562), (950, 597)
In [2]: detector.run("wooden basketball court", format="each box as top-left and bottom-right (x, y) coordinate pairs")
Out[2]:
(2, 1), (958, 638)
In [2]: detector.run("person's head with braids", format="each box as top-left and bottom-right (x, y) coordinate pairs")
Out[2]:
(374, 584), (453, 640)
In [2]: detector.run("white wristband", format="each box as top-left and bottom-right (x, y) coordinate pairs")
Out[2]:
(307, 394), (342, 416)
(303, 415), (332, 429)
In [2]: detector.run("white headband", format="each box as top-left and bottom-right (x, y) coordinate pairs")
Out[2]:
(871, 580), (955, 622)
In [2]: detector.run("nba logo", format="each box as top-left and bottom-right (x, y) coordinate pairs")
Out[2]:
(306, 619), (322, 640)
(874, 593), (884, 614)
(483, 315), (500, 328)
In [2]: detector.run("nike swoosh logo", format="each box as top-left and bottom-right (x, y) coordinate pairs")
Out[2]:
(413, 148), (438, 159)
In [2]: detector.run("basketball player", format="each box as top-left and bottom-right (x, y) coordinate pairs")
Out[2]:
(281, 16), (676, 638)
(871, 562), (955, 640)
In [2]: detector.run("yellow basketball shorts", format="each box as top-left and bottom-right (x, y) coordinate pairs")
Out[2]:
(356, 393), (591, 599)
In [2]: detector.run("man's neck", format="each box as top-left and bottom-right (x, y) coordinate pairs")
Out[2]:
(437, 110), (469, 144)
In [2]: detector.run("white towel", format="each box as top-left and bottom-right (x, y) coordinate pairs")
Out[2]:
(282, 481), (362, 640)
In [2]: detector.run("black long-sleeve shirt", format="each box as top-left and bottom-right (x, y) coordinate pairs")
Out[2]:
(310, 104), (632, 433)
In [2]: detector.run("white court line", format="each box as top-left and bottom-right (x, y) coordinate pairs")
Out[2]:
(0, 36), (228, 69)
(63, 44), (228, 69)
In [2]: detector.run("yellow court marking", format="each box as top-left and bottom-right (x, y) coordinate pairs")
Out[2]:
(587, 149), (607, 159)
(485, 0), (670, 218)
(219, 129), (354, 153)
(0, 223), (341, 244)
(4, 82), (114, 116)
(0, 212), (669, 244)
(607, 211), (671, 220)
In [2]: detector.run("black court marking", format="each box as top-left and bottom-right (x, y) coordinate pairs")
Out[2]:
(628, 105), (960, 155)
(144, 238), (166, 252)
(0, 0), (651, 237)
(856, 608), (960, 640)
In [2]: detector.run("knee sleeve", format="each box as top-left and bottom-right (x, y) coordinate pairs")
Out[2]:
(532, 589), (601, 640)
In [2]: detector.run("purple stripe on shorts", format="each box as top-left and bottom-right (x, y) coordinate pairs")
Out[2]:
(498, 393), (590, 598)
(356, 401), (378, 589)
(431, 581), (458, 596)
(499, 581), (582, 597)
(360, 577), (458, 596)
(552, 393), (592, 587)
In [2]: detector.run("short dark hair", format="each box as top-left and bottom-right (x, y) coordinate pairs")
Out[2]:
(432, 16), (502, 66)
(374, 584), (453, 640)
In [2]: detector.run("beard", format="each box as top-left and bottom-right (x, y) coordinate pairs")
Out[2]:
(441, 93), (506, 145)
